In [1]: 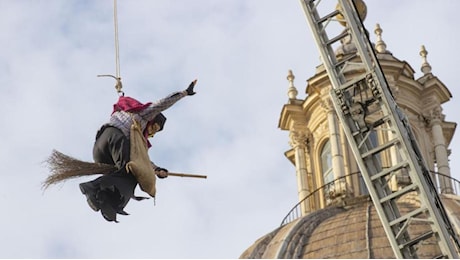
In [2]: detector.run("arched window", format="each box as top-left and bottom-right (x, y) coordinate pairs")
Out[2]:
(321, 139), (334, 185)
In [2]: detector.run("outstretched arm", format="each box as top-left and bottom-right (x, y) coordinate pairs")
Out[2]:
(139, 79), (197, 121)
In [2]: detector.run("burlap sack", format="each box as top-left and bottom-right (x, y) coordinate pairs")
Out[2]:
(125, 120), (156, 197)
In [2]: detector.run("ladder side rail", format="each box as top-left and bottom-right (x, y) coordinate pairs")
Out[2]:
(299, 1), (411, 257)
(329, 84), (412, 258)
(339, 0), (460, 257)
(300, 0), (460, 257)
(401, 109), (460, 253)
(299, 0), (348, 89)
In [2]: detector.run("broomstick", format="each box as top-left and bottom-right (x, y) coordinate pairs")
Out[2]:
(43, 149), (206, 190)
(168, 172), (207, 179)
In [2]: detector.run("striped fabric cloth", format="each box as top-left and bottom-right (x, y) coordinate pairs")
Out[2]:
(108, 91), (187, 146)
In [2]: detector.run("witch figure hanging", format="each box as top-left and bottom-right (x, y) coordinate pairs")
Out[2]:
(44, 79), (197, 222)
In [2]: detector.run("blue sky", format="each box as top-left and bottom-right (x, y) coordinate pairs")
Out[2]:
(1, 0), (459, 258)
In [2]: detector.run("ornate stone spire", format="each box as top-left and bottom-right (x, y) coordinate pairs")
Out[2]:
(420, 45), (432, 75)
(287, 69), (298, 100)
(374, 23), (387, 53)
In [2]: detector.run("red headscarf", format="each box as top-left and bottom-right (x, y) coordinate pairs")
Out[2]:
(112, 96), (152, 114)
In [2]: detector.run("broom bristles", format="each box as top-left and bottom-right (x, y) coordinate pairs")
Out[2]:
(42, 149), (117, 190)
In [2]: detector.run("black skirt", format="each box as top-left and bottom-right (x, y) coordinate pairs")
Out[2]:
(80, 125), (138, 222)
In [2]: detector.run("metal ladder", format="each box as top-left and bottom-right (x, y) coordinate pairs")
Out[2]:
(298, 0), (460, 258)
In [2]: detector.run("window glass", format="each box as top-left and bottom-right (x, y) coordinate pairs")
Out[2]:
(321, 140), (334, 184)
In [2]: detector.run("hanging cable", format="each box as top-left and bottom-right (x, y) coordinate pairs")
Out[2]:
(113, 0), (121, 79)
(98, 0), (124, 96)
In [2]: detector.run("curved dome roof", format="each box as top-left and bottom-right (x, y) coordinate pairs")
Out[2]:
(240, 193), (460, 258)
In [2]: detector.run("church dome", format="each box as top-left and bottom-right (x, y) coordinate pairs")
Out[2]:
(240, 193), (460, 258)
(245, 0), (460, 258)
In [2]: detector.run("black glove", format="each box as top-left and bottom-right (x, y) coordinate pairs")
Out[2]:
(155, 167), (169, 179)
(186, 79), (197, 96)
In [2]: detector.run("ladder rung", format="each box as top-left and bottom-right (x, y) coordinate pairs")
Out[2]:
(326, 30), (349, 46)
(336, 74), (368, 92)
(361, 138), (399, 159)
(389, 207), (427, 227)
(379, 183), (418, 204)
(335, 53), (358, 68)
(317, 10), (340, 24)
(371, 161), (409, 181)
(399, 231), (434, 249)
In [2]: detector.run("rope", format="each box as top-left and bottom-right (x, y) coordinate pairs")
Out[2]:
(97, 0), (124, 96)
(113, 0), (121, 79)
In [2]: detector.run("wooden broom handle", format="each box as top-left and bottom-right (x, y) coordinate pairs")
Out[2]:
(167, 172), (207, 179)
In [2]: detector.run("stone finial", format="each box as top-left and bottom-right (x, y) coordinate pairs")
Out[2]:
(336, 0), (367, 27)
(287, 69), (298, 100)
(374, 23), (387, 53)
(420, 45), (432, 75)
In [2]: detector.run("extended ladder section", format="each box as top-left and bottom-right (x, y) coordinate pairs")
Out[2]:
(299, 0), (460, 258)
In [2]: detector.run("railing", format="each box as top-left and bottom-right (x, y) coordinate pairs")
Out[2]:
(433, 171), (460, 195)
(280, 172), (359, 226)
(280, 171), (460, 227)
